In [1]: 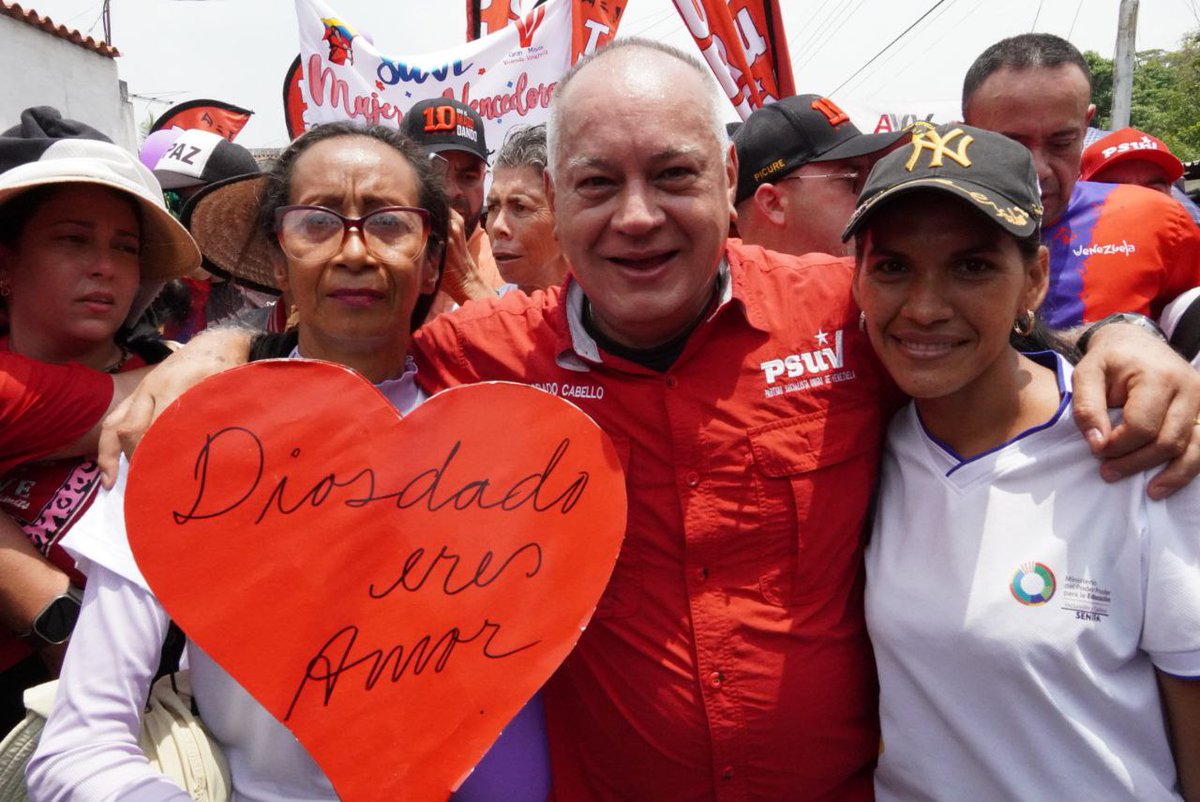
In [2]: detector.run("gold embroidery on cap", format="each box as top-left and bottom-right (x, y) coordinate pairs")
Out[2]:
(905, 127), (974, 172)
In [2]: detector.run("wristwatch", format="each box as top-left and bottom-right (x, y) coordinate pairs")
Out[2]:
(20, 584), (84, 649)
(1077, 312), (1167, 354)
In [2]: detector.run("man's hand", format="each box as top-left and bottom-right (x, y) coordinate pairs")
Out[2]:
(439, 209), (503, 304)
(1072, 322), (1200, 498)
(98, 327), (255, 486)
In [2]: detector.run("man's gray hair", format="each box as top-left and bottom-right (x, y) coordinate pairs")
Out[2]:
(495, 123), (548, 176)
(546, 37), (729, 172)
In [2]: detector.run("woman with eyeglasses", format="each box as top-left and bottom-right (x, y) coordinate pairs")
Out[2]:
(28, 123), (551, 802)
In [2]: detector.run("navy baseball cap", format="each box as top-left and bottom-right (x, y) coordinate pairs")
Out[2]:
(842, 123), (1044, 241)
(733, 94), (908, 204)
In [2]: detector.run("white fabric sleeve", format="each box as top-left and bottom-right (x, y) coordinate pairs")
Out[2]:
(25, 566), (191, 802)
(1141, 484), (1200, 677)
(59, 456), (150, 590)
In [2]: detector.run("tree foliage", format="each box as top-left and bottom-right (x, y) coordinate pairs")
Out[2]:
(1084, 30), (1200, 161)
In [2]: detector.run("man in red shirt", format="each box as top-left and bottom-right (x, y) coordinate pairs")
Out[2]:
(102, 38), (1200, 802)
(412, 40), (1195, 800)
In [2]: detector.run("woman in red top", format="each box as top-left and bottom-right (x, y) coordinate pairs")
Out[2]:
(0, 134), (198, 731)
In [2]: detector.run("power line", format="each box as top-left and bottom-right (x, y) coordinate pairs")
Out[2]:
(839, 0), (964, 96)
(795, 0), (871, 74)
(1067, 0), (1085, 38)
(792, 0), (854, 63)
(789, 0), (840, 52)
(831, 0), (955, 96)
(627, 8), (679, 38)
(1030, 0), (1045, 32)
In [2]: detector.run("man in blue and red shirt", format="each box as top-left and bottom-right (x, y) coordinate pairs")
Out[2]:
(963, 33), (1200, 330)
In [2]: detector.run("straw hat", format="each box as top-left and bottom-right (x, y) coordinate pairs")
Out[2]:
(180, 172), (280, 295)
(0, 138), (200, 280)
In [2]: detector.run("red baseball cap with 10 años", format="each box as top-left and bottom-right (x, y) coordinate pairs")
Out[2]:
(1080, 126), (1184, 183)
(400, 98), (489, 162)
(733, 94), (909, 204)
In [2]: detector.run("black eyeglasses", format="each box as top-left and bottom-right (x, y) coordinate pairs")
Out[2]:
(274, 205), (432, 263)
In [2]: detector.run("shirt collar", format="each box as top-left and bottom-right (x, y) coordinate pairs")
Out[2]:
(289, 348), (426, 414)
(555, 256), (733, 371)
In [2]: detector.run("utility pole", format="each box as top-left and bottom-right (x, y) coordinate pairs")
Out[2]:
(1111, 0), (1138, 128)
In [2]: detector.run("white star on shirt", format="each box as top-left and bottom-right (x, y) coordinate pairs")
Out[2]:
(815, 330), (830, 345)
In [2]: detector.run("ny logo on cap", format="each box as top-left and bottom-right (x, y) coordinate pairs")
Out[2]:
(905, 127), (974, 172)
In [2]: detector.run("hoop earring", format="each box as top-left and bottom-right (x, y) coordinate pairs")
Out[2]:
(858, 310), (867, 332)
(0, 281), (10, 298)
(1013, 309), (1036, 337)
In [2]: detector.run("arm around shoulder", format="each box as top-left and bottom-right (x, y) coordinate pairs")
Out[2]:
(98, 326), (255, 485)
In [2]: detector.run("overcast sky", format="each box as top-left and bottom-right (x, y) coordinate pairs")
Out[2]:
(25, 0), (1200, 148)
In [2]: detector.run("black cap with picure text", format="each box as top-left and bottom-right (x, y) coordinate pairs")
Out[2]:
(732, 94), (908, 205)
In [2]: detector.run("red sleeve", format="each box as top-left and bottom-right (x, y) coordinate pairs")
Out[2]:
(0, 352), (113, 474)
(412, 312), (482, 395)
(1158, 202), (1200, 319)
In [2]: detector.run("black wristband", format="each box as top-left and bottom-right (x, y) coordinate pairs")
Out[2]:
(1077, 312), (1167, 355)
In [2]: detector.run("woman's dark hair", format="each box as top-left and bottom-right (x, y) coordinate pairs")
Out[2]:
(0, 185), (58, 250)
(1009, 229), (1080, 363)
(258, 122), (450, 331)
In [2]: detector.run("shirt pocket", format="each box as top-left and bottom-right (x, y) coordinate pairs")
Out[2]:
(748, 400), (883, 605)
(593, 434), (640, 620)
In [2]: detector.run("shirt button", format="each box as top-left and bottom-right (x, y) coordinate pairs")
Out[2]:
(709, 671), (725, 688)
(721, 766), (734, 780)
(665, 376), (678, 388)
(696, 566), (709, 581)
(685, 471), (700, 487)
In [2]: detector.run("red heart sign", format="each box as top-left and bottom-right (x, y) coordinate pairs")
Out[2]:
(125, 361), (626, 801)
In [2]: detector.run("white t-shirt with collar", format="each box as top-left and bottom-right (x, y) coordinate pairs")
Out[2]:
(866, 352), (1200, 801)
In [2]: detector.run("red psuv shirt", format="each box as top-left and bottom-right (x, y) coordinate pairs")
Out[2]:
(414, 241), (900, 801)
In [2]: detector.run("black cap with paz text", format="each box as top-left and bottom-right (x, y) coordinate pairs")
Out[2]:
(842, 123), (1044, 241)
(400, 98), (489, 163)
(732, 94), (908, 204)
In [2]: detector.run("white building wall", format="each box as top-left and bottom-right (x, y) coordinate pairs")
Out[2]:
(0, 15), (137, 151)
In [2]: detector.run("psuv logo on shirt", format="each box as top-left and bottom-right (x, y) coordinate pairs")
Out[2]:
(759, 329), (855, 398)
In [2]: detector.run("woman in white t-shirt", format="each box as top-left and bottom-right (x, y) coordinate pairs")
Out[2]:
(27, 122), (550, 802)
(845, 123), (1200, 801)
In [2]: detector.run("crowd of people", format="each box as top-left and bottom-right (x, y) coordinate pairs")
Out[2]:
(0, 29), (1198, 802)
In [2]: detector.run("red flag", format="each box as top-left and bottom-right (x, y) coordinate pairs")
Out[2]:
(466, 0), (623, 61)
(149, 99), (254, 141)
(283, 55), (307, 140)
(467, 0), (534, 39)
(673, 0), (794, 119)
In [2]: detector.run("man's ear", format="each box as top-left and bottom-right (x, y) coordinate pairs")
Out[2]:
(544, 168), (559, 240)
(753, 183), (788, 228)
(1085, 103), (1097, 127)
(725, 141), (739, 215)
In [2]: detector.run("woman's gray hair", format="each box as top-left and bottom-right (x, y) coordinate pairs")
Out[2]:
(495, 124), (548, 176)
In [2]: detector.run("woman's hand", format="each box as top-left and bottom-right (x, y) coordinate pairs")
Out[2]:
(1072, 322), (1200, 498)
(99, 327), (255, 487)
